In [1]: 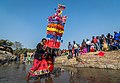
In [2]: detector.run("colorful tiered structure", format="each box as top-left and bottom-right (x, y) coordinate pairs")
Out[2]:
(45, 4), (67, 49)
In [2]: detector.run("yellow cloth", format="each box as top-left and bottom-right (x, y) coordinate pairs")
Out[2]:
(47, 27), (64, 33)
(47, 23), (64, 29)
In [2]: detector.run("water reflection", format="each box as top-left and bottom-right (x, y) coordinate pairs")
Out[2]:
(27, 77), (53, 83)
(27, 67), (61, 83)
(0, 63), (120, 83)
(66, 67), (120, 83)
(16, 63), (20, 69)
(52, 67), (62, 78)
(69, 71), (74, 83)
(45, 77), (53, 83)
(22, 63), (26, 71)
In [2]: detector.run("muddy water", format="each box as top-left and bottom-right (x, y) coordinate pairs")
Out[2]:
(0, 62), (120, 83)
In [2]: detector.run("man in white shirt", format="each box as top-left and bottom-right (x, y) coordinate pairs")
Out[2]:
(73, 41), (79, 57)
(68, 42), (72, 55)
(86, 39), (91, 52)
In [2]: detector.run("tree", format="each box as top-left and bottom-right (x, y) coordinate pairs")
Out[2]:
(13, 41), (23, 50)
(0, 39), (7, 46)
(0, 39), (14, 53)
(0, 39), (13, 47)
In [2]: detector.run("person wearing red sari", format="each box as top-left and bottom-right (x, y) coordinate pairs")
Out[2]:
(27, 38), (49, 80)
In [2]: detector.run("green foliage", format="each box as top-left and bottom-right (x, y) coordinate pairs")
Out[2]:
(12, 41), (23, 50)
(27, 48), (36, 53)
(0, 39), (14, 53)
(0, 39), (35, 55)
(0, 39), (13, 47)
(13, 48), (36, 55)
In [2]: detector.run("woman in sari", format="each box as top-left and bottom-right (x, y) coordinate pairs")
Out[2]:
(27, 38), (55, 81)
(27, 38), (49, 80)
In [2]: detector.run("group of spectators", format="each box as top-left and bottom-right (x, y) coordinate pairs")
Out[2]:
(68, 31), (120, 57)
(15, 50), (33, 63)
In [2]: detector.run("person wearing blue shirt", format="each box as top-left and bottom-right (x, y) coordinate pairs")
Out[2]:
(119, 31), (120, 42)
(113, 40), (119, 49)
(114, 32), (119, 42)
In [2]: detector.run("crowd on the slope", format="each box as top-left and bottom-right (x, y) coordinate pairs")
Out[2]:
(68, 31), (120, 57)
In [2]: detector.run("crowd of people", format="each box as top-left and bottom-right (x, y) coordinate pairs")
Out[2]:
(15, 51), (33, 64)
(68, 31), (120, 57)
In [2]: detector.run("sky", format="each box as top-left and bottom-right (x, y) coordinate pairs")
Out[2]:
(0, 0), (120, 49)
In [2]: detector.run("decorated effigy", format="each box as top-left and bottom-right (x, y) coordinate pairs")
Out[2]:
(45, 4), (67, 49)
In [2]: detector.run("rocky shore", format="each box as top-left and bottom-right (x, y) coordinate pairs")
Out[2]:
(55, 50), (120, 70)
(0, 50), (16, 66)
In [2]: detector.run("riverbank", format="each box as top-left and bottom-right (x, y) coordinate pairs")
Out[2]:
(55, 50), (120, 70)
(0, 50), (16, 66)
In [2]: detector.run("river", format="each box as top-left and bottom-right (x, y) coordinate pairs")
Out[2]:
(0, 62), (120, 83)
